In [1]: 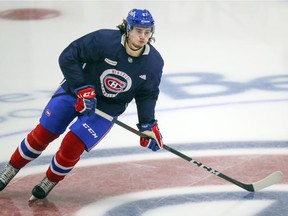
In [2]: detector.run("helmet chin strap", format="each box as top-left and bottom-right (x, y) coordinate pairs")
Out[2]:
(128, 45), (142, 52)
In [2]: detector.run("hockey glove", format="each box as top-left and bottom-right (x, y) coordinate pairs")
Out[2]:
(74, 85), (96, 116)
(137, 120), (163, 152)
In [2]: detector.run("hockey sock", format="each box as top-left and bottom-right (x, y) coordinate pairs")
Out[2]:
(46, 131), (85, 182)
(10, 124), (59, 169)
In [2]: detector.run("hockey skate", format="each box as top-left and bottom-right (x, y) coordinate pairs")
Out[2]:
(0, 162), (19, 191)
(29, 177), (58, 201)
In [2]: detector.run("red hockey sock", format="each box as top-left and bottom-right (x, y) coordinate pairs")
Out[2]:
(10, 124), (59, 169)
(46, 131), (85, 182)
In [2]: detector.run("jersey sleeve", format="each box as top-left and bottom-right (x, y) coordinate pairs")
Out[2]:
(135, 87), (159, 124)
(135, 52), (164, 124)
(58, 31), (103, 90)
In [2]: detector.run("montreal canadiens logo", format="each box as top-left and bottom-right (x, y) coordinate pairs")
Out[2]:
(100, 69), (132, 97)
(104, 76), (126, 93)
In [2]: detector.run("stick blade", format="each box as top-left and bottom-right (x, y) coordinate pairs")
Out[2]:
(253, 171), (284, 192)
(29, 195), (37, 202)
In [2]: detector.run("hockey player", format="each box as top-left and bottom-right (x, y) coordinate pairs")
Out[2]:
(0, 8), (164, 200)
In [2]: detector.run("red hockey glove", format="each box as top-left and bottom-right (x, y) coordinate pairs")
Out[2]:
(74, 85), (96, 116)
(137, 120), (163, 152)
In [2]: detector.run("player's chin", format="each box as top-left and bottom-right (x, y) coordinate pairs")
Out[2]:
(138, 41), (146, 46)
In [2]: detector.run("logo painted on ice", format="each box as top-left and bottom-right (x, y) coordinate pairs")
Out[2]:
(100, 69), (132, 98)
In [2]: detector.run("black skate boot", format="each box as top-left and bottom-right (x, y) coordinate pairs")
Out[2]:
(30, 177), (58, 200)
(0, 162), (19, 191)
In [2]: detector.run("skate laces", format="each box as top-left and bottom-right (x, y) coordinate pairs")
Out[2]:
(0, 163), (19, 184)
(39, 177), (57, 193)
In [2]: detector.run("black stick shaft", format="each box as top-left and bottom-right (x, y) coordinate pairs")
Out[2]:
(96, 109), (255, 192)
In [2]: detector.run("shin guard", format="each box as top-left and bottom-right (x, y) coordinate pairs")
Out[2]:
(10, 124), (59, 169)
(46, 131), (85, 182)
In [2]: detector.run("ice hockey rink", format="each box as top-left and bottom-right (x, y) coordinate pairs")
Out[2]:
(0, 0), (287, 215)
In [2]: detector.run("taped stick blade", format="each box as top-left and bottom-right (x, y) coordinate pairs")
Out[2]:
(253, 171), (284, 192)
(28, 195), (37, 202)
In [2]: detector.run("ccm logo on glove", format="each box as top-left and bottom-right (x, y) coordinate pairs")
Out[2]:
(80, 91), (96, 98)
(74, 85), (97, 116)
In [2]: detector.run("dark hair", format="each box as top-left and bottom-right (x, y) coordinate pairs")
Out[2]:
(116, 19), (127, 34)
(116, 19), (155, 43)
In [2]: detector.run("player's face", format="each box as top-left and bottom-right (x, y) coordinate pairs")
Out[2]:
(128, 27), (152, 48)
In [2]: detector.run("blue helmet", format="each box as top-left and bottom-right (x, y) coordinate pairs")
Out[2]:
(126, 9), (155, 33)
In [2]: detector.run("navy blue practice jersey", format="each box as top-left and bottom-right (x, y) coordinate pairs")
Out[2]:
(59, 29), (164, 123)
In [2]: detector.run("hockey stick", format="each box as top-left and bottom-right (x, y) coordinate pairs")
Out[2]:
(96, 109), (284, 192)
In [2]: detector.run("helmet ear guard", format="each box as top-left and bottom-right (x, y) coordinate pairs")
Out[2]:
(126, 9), (155, 34)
